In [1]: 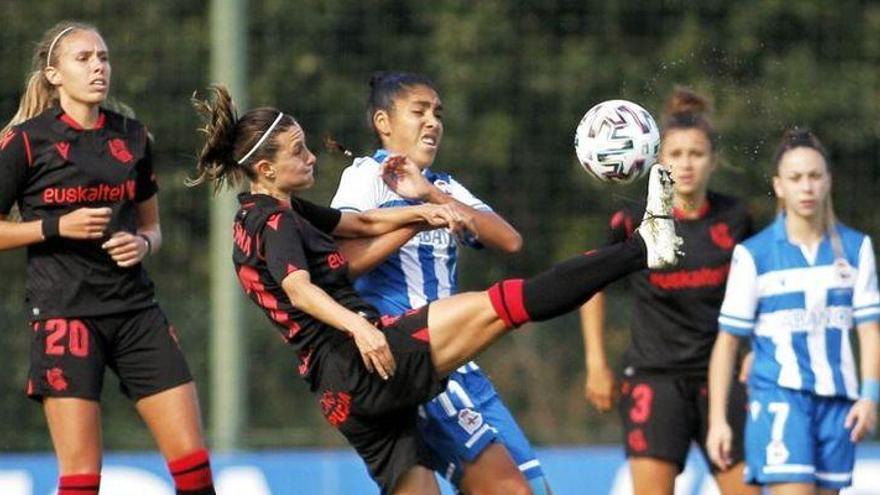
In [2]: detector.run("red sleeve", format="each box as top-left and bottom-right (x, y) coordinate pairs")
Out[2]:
(262, 211), (310, 285)
(0, 128), (31, 214)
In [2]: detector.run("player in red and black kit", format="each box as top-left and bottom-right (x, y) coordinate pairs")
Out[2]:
(190, 85), (683, 494)
(580, 87), (759, 495)
(0, 22), (214, 495)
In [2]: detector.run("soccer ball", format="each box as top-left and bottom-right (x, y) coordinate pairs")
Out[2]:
(574, 99), (661, 184)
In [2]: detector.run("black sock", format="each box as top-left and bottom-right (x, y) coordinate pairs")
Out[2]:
(488, 234), (646, 327)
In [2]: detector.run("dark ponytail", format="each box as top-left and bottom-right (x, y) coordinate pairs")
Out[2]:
(189, 84), (297, 193)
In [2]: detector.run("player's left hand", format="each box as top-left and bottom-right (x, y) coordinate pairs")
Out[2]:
(706, 420), (734, 470)
(845, 399), (877, 442)
(381, 155), (434, 200)
(102, 231), (148, 267)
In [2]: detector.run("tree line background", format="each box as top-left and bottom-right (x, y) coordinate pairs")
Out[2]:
(2, 0), (880, 451)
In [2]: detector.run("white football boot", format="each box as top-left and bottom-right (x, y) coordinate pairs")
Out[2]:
(638, 164), (683, 269)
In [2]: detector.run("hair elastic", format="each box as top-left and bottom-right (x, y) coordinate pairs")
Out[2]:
(46, 26), (75, 68)
(236, 112), (284, 165)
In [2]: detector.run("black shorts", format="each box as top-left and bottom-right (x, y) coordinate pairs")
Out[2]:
(26, 306), (193, 402)
(313, 305), (447, 494)
(618, 373), (748, 472)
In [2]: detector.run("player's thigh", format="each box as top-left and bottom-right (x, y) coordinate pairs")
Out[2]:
(392, 465), (441, 495)
(426, 292), (508, 376)
(629, 457), (678, 495)
(768, 483), (819, 495)
(43, 397), (103, 474)
(459, 443), (530, 495)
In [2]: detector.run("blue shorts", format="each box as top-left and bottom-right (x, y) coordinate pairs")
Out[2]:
(745, 384), (856, 489)
(417, 364), (545, 486)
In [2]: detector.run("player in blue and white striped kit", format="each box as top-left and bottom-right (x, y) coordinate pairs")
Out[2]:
(331, 72), (551, 494)
(706, 129), (880, 494)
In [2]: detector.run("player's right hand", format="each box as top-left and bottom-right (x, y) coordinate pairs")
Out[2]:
(706, 421), (733, 471)
(59, 207), (112, 239)
(352, 323), (396, 381)
(585, 364), (617, 412)
(381, 154), (433, 200)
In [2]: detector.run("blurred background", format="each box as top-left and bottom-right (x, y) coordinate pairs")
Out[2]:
(2, 1), (880, 493)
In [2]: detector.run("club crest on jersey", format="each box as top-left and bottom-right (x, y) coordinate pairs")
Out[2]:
(108, 138), (134, 164)
(457, 408), (484, 435)
(710, 222), (735, 250)
(834, 258), (852, 283)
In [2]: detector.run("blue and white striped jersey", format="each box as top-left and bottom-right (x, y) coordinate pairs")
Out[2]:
(718, 214), (880, 399)
(330, 149), (492, 315)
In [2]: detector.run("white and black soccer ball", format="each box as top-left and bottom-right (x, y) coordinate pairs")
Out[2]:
(574, 99), (661, 184)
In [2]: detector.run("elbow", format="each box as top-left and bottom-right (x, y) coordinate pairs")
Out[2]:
(500, 232), (523, 254)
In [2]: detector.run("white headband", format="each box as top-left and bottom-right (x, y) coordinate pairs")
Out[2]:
(237, 112), (285, 165)
(46, 27), (75, 68)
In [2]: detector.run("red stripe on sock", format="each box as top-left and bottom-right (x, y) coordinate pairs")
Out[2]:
(169, 449), (214, 490)
(500, 279), (531, 326)
(58, 473), (100, 495)
(488, 282), (514, 328)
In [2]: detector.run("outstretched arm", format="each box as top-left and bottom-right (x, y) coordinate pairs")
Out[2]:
(382, 156), (522, 253)
(333, 203), (460, 239)
(580, 292), (617, 412)
(338, 225), (424, 278)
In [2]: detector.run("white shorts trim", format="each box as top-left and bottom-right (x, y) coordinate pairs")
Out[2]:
(763, 464), (815, 474)
(816, 471), (852, 482)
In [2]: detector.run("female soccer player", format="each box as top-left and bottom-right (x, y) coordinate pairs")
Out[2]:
(579, 87), (757, 495)
(707, 129), (880, 494)
(0, 22), (214, 495)
(191, 84), (681, 494)
(330, 71), (551, 495)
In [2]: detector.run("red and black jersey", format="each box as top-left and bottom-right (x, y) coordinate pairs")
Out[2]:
(0, 107), (159, 320)
(233, 193), (378, 379)
(609, 191), (753, 376)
